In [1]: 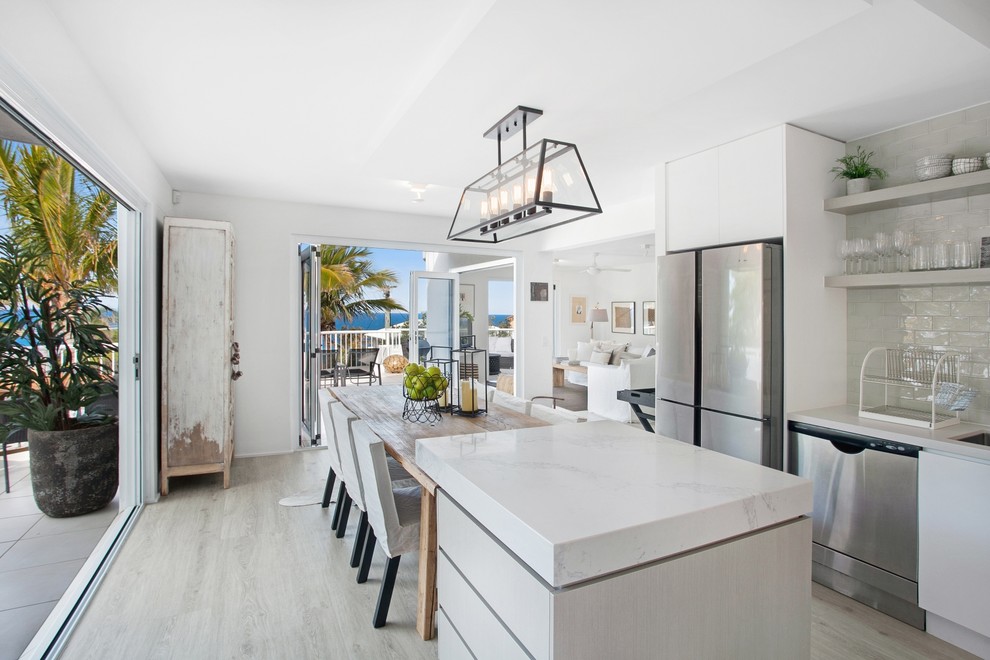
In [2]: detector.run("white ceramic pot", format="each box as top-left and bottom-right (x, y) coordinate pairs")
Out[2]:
(846, 178), (870, 195)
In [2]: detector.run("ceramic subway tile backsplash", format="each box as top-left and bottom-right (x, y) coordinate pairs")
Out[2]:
(843, 101), (990, 421)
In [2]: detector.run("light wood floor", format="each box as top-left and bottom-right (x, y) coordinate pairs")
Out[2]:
(62, 450), (976, 660)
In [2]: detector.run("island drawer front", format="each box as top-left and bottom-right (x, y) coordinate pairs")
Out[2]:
(437, 608), (473, 659)
(438, 554), (530, 660)
(438, 492), (550, 660)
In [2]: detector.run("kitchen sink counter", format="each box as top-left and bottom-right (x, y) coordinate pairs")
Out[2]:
(789, 405), (990, 461)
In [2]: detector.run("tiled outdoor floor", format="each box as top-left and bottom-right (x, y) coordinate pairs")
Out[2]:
(0, 450), (118, 660)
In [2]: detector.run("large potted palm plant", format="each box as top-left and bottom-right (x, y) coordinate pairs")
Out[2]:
(0, 235), (118, 517)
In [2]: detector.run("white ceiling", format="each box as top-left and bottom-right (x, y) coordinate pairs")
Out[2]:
(36, 0), (990, 263)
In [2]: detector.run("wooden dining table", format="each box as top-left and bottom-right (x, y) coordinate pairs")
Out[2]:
(328, 384), (549, 641)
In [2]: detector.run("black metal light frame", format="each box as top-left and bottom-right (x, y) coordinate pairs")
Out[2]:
(448, 106), (602, 244)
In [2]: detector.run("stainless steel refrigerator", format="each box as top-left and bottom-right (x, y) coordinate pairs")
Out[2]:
(654, 242), (783, 469)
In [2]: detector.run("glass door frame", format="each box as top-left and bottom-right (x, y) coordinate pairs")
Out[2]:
(299, 244), (321, 446)
(410, 271), (459, 363)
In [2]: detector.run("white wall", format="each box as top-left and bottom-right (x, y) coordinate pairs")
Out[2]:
(0, 1), (173, 503)
(554, 262), (657, 354)
(175, 192), (558, 456)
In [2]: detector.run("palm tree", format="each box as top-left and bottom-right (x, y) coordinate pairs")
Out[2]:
(318, 245), (405, 331)
(0, 142), (117, 295)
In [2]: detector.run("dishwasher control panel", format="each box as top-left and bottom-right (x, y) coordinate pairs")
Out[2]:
(788, 421), (921, 457)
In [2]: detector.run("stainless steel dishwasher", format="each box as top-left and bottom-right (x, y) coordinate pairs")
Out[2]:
(788, 420), (924, 629)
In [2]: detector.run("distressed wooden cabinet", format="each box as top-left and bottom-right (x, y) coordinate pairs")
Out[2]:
(161, 217), (237, 494)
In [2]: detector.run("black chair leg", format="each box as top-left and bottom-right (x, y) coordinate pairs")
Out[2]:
(321, 467), (336, 509)
(350, 511), (368, 568)
(335, 493), (352, 539)
(357, 527), (376, 584)
(373, 555), (402, 628)
(330, 482), (347, 531)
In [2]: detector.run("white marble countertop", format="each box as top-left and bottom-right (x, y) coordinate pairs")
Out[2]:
(415, 420), (811, 588)
(789, 405), (990, 462)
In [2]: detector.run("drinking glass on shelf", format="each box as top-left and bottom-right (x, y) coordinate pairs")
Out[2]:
(838, 239), (853, 275)
(933, 240), (951, 270)
(950, 236), (973, 269)
(910, 241), (931, 271)
(874, 232), (893, 273)
(857, 237), (876, 274)
(892, 230), (911, 272)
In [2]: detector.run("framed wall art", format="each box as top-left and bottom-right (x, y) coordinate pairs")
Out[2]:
(642, 300), (656, 335)
(530, 281), (549, 302)
(611, 301), (635, 334)
(570, 296), (587, 324)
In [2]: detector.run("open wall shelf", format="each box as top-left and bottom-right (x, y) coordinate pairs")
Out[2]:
(824, 169), (990, 215)
(824, 268), (990, 289)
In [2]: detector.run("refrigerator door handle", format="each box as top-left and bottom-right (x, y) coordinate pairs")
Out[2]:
(698, 406), (768, 424)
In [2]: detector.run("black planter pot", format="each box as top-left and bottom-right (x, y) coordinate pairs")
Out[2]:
(29, 424), (119, 518)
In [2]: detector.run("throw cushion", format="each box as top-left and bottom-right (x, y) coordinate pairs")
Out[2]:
(614, 351), (642, 363)
(609, 345), (630, 365)
(590, 350), (611, 365)
(575, 341), (593, 362)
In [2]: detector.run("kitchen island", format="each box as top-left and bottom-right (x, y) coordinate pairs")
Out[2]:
(416, 420), (813, 659)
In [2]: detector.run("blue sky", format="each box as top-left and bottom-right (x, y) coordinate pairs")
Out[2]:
(367, 247), (513, 315)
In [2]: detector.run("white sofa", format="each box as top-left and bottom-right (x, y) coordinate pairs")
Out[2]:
(587, 354), (656, 423)
(565, 341), (654, 386)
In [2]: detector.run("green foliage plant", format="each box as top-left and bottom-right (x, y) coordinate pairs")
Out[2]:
(830, 146), (888, 181)
(0, 235), (117, 431)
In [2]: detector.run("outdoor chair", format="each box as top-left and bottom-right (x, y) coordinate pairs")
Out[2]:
(347, 347), (382, 386)
(319, 348), (343, 388)
(351, 419), (421, 628)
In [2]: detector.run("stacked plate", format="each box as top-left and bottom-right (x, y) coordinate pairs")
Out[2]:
(916, 154), (954, 181)
(951, 157), (983, 175)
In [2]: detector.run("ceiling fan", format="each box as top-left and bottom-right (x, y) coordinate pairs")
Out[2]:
(584, 253), (631, 275)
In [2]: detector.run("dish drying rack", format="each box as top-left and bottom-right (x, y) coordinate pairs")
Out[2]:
(858, 347), (975, 429)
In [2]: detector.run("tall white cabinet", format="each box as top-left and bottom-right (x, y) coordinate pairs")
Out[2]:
(161, 217), (237, 495)
(662, 124), (848, 416)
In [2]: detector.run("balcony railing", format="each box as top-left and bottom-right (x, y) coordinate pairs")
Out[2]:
(317, 327), (513, 372)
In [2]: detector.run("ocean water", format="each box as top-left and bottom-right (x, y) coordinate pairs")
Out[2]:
(337, 312), (512, 330)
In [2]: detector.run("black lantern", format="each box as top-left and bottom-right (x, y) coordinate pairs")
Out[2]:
(448, 106), (602, 244)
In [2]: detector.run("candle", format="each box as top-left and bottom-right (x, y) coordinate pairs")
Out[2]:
(460, 379), (477, 412)
(525, 175), (536, 204)
(512, 183), (523, 209)
(489, 191), (499, 215)
(541, 168), (554, 203)
(499, 189), (509, 215)
(480, 199), (489, 222)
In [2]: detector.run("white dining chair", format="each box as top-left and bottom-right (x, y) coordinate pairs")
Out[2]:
(328, 400), (417, 569)
(317, 391), (347, 529)
(350, 419), (421, 628)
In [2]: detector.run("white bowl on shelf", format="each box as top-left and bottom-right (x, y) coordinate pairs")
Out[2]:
(951, 158), (983, 175)
(917, 154), (955, 167)
(916, 161), (953, 181)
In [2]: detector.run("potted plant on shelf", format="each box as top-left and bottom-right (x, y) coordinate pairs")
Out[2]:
(830, 146), (888, 195)
(0, 236), (118, 517)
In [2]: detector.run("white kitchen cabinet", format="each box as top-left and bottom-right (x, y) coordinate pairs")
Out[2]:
(161, 217), (237, 495)
(918, 449), (990, 638)
(718, 128), (784, 244)
(666, 147), (718, 251)
(666, 127), (785, 250)
(437, 491), (810, 660)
